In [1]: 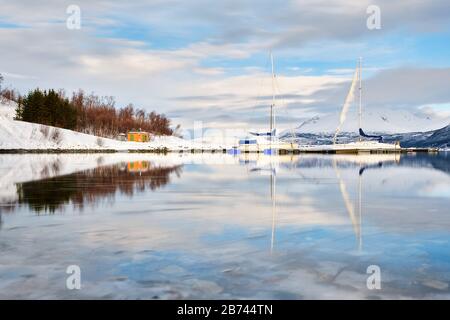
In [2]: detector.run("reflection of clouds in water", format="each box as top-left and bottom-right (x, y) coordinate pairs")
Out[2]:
(2, 153), (450, 231)
(419, 182), (450, 198)
(3, 212), (449, 299)
(0, 153), (450, 298)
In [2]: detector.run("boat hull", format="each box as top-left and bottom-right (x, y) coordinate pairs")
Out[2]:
(298, 141), (401, 153)
(238, 141), (298, 153)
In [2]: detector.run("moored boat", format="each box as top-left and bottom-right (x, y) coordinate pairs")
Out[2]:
(238, 53), (297, 153)
(329, 58), (400, 153)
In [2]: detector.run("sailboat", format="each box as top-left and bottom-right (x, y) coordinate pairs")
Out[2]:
(330, 58), (400, 153)
(238, 53), (297, 153)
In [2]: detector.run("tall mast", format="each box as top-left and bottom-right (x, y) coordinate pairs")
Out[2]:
(358, 57), (362, 141)
(270, 52), (275, 141)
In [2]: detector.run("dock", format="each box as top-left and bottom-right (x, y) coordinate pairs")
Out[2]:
(0, 146), (440, 155)
(236, 147), (439, 155)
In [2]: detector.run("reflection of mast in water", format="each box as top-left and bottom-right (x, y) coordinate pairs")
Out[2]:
(241, 153), (296, 254)
(268, 155), (295, 253)
(358, 167), (362, 250)
(334, 154), (401, 250)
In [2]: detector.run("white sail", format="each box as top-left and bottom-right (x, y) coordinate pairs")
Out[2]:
(333, 66), (359, 144)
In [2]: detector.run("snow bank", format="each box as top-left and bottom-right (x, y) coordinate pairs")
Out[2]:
(0, 100), (230, 151)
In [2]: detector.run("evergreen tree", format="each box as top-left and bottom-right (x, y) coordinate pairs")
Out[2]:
(22, 89), (45, 124)
(15, 96), (24, 120)
(20, 89), (77, 130)
(45, 89), (60, 126)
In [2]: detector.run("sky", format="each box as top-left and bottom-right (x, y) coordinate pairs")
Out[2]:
(0, 0), (450, 133)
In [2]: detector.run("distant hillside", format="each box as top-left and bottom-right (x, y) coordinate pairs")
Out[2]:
(281, 124), (450, 149)
(386, 125), (449, 149)
(0, 99), (218, 151)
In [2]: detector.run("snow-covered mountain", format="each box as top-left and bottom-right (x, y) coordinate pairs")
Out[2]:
(291, 107), (449, 134)
(424, 125), (450, 148)
(384, 125), (450, 149)
(278, 104), (449, 149)
(280, 124), (450, 149)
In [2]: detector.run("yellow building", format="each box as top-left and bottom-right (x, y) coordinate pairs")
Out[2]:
(127, 131), (150, 142)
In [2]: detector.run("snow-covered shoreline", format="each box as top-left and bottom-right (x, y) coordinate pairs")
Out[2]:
(2, 100), (448, 152)
(0, 100), (229, 152)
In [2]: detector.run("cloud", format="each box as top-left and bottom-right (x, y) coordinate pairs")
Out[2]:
(171, 66), (450, 129)
(0, 1), (449, 130)
(365, 67), (450, 109)
(78, 51), (192, 77)
(0, 72), (37, 80)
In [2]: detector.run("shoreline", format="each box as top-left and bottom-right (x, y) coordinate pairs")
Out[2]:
(0, 147), (441, 154)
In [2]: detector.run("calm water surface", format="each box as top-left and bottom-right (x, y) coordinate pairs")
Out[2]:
(0, 153), (449, 299)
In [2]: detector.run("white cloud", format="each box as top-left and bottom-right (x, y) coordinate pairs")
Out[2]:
(78, 50), (192, 77)
(0, 0), (449, 130)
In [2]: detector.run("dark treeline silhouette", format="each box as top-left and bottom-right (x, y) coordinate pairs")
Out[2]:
(16, 161), (183, 213)
(16, 89), (77, 130)
(11, 87), (173, 137)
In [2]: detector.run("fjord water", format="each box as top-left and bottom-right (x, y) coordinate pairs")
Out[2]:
(0, 153), (449, 299)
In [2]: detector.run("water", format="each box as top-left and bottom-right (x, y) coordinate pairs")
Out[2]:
(0, 152), (449, 299)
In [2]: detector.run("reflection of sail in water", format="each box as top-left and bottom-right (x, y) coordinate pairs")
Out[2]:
(333, 161), (362, 249)
(333, 154), (401, 250)
(244, 153), (402, 251)
(357, 172), (362, 250)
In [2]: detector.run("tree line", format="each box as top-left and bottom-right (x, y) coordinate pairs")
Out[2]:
(2, 82), (174, 137)
(70, 90), (174, 137)
(15, 89), (78, 130)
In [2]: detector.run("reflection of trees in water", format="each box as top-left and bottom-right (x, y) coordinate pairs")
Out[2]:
(15, 162), (183, 213)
